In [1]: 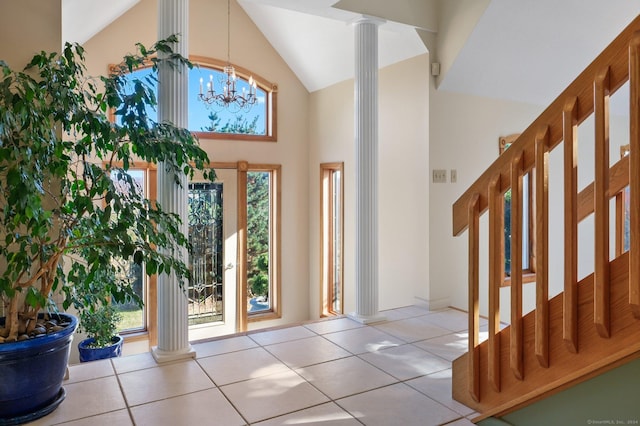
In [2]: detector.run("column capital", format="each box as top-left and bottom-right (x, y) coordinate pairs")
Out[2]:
(352, 15), (386, 27)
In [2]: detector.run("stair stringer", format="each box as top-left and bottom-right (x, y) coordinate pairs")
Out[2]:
(452, 252), (640, 420)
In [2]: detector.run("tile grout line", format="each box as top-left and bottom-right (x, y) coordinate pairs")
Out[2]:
(110, 357), (137, 426)
(61, 307), (475, 426)
(192, 356), (251, 426)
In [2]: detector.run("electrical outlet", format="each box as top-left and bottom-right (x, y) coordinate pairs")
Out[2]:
(450, 169), (457, 183)
(432, 169), (447, 183)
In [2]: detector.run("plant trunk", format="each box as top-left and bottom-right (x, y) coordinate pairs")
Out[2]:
(4, 295), (19, 341)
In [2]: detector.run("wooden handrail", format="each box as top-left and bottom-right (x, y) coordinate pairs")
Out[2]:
(577, 155), (629, 221)
(452, 15), (640, 237)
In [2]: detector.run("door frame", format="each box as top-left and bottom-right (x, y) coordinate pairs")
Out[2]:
(196, 161), (249, 335)
(126, 160), (278, 345)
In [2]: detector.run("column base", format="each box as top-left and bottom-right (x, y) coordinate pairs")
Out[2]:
(151, 344), (197, 364)
(348, 312), (386, 324)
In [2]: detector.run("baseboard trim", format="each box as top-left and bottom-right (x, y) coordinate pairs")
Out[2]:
(415, 296), (450, 311)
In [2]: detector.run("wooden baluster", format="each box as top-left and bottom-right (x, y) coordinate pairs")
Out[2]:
(630, 34), (640, 318)
(468, 193), (481, 402)
(535, 128), (550, 368)
(563, 97), (579, 353)
(594, 68), (611, 338)
(510, 154), (524, 380)
(488, 176), (503, 391)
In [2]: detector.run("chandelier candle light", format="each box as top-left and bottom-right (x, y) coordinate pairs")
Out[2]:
(198, 0), (257, 112)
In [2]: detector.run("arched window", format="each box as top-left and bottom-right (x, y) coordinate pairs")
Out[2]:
(110, 56), (277, 142)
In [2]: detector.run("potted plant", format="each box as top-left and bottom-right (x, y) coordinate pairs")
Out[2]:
(77, 302), (123, 363)
(0, 36), (212, 423)
(75, 268), (125, 363)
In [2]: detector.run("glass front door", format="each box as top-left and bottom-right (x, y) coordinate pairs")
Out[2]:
(188, 168), (238, 340)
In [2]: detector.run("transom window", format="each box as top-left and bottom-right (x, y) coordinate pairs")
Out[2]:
(110, 56), (277, 141)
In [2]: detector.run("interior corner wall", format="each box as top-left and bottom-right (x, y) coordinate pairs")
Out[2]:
(0, 0), (62, 68)
(435, 0), (490, 87)
(429, 80), (632, 319)
(82, 0), (311, 331)
(428, 84), (542, 316)
(309, 54), (430, 318)
(378, 54), (430, 310)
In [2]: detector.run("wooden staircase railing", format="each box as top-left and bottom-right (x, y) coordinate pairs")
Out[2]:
(451, 14), (640, 419)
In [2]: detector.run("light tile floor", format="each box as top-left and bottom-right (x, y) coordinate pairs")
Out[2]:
(28, 306), (481, 426)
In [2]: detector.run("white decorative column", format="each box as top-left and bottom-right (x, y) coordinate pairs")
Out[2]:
(349, 17), (386, 324)
(152, 0), (196, 363)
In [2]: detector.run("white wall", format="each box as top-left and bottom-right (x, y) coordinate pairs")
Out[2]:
(309, 54), (430, 318)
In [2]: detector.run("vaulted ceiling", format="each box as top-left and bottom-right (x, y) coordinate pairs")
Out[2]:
(63, 0), (640, 109)
(439, 0), (640, 109)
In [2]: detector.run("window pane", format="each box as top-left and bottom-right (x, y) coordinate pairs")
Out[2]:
(522, 173), (530, 270)
(320, 164), (344, 316)
(115, 262), (145, 332)
(247, 171), (271, 313)
(624, 186), (630, 252)
(116, 66), (268, 136)
(111, 169), (146, 333)
(503, 173), (532, 275)
(332, 170), (342, 314)
(191, 68), (267, 135)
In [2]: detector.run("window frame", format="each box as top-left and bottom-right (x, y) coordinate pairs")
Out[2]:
(103, 163), (158, 345)
(500, 134), (537, 287)
(108, 56), (278, 142)
(190, 56), (278, 142)
(320, 162), (345, 316)
(241, 163), (282, 323)
(103, 157), (283, 338)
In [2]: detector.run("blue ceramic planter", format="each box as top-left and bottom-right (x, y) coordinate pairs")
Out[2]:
(0, 313), (78, 425)
(78, 335), (123, 363)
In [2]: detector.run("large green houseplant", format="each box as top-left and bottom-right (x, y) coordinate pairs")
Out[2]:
(0, 37), (212, 421)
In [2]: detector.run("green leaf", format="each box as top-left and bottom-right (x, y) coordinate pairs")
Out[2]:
(0, 35), (210, 340)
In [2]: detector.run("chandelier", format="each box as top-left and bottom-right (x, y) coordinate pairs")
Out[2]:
(198, 0), (257, 112)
